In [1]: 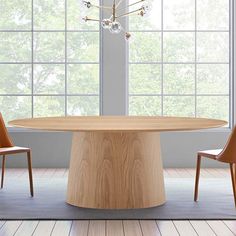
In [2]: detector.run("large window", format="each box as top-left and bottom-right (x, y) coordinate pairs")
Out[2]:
(129, 0), (231, 124)
(0, 0), (100, 123)
(0, 0), (233, 125)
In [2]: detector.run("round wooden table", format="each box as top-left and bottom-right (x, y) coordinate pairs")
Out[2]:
(9, 116), (227, 209)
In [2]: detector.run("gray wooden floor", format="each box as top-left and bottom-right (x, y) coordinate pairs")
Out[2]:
(0, 168), (235, 236)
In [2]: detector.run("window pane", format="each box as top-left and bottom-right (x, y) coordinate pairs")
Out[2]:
(34, 0), (65, 30)
(197, 32), (229, 62)
(34, 65), (65, 94)
(163, 0), (195, 30)
(67, 32), (99, 62)
(197, 64), (229, 94)
(67, 0), (99, 30)
(0, 64), (31, 94)
(34, 32), (65, 62)
(0, 0), (31, 30)
(129, 33), (161, 62)
(163, 96), (195, 116)
(34, 96), (65, 117)
(0, 96), (31, 124)
(129, 0), (161, 31)
(197, 0), (229, 30)
(163, 32), (195, 62)
(68, 64), (99, 94)
(129, 96), (161, 115)
(197, 96), (229, 121)
(0, 32), (31, 62)
(129, 64), (161, 94)
(163, 64), (195, 94)
(67, 96), (99, 115)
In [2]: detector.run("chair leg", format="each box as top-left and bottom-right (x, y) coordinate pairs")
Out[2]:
(27, 151), (34, 197)
(230, 163), (236, 207)
(194, 154), (201, 201)
(1, 155), (6, 188)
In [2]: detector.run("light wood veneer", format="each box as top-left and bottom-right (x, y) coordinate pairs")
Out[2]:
(8, 116), (227, 132)
(67, 131), (165, 209)
(9, 116), (227, 209)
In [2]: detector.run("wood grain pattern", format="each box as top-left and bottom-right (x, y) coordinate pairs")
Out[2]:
(32, 221), (56, 236)
(190, 221), (215, 236)
(156, 221), (179, 236)
(67, 131), (165, 209)
(106, 220), (124, 236)
(123, 221), (142, 236)
(140, 220), (161, 236)
(69, 221), (89, 236)
(0, 221), (22, 236)
(51, 221), (72, 236)
(87, 221), (105, 236)
(9, 116), (227, 132)
(14, 221), (39, 236)
(207, 221), (235, 236)
(173, 221), (197, 236)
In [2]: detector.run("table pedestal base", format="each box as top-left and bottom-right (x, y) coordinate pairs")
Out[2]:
(67, 131), (165, 209)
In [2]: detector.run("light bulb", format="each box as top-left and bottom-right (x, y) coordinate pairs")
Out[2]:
(101, 19), (112, 29)
(139, 3), (151, 17)
(125, 32), (131, 41)
(109, 21), (122, 34)
(79, 0), (91, 15)
(80, 0), (92, 8)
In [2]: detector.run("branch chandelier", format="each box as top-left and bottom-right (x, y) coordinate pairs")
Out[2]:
(81, 0), (151, 40)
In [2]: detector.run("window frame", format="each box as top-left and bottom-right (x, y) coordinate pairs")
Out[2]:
(127, 0), (234, 129)
(1, 0), (101, 125)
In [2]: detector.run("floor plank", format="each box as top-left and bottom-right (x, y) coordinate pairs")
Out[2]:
(173, 221), (197, 236)
(156, 221), (179, 236)
(140, 220), (161, 236)
(207, 220), (235, 236)
(0, 221), (22, 236)
(190, 220), (216, 236)
(14, 221), (39, 236)
(51, 221), (72, 236)
(106, 220), (124, 236)
(0, 221), (5, 230)
(32, 221), (56, 236)
(223, 221), (236, 234)
(69, 221), (89, 236)
(123, 220), (142, 236)
(88, 220), (106, 236)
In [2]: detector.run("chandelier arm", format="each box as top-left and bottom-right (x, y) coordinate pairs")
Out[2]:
(116, 8), (143, 18)
(83, 17), (101, 22)
(116, 0), (145, 12)
(92, 4), (112, 10)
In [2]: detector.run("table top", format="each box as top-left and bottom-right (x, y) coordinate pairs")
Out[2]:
(8, 116), (227, 132)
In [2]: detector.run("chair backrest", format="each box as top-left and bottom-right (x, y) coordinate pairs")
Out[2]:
(0, 113), (14, 148)
(217, 126), (236, 163)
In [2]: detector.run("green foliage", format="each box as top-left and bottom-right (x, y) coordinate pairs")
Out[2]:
(129, 96), (161, 115)
(130, 32), (161, 62)
(67, 32), (99, 62)
(0, 0), (230, 124)
(0, 0), (31, 30)
(129, 0), (230, 123)
(68, 64), (99, 94)
(0, 32), (31, 62)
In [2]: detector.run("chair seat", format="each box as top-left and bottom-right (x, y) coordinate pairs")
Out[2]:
(0, 146), (30, 155)
(198, 149), (223, 159)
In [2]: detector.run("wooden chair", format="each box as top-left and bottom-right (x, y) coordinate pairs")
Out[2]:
(0, 113), (33, 196)
(194, 126), (236, 206)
